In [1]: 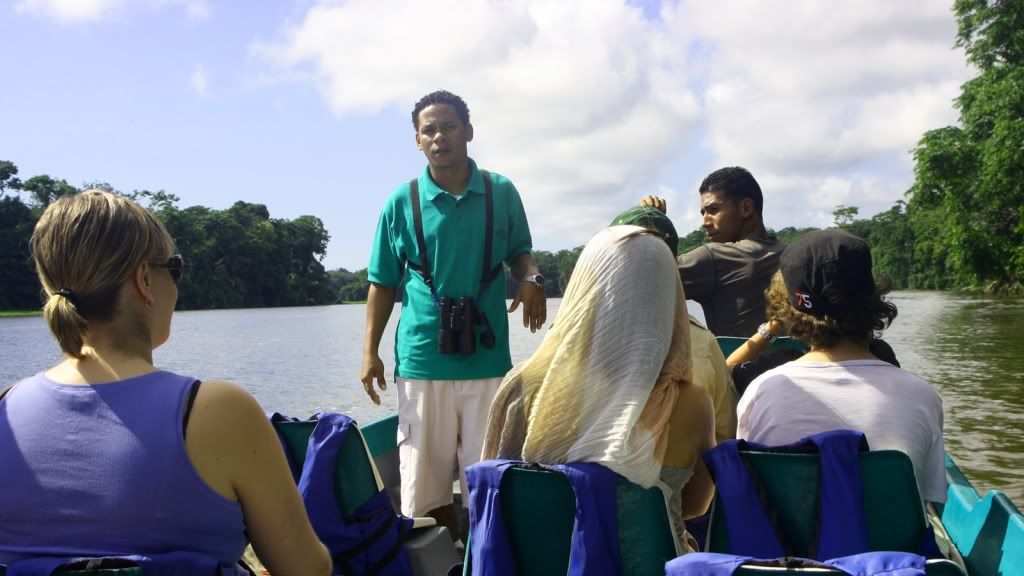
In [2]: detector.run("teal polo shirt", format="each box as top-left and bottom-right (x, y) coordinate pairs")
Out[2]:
(368, 159), (533, 381)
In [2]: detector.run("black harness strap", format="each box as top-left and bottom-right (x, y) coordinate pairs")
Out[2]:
(409, 178), (434, 292)
(480, 171), (503, 290)
(408, 170), (502, 298)
(182, 379), (202, 439)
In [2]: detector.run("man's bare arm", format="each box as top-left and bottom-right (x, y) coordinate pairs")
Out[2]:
(510, 252), (539, 281)
(360, 283), (396, 405)
(508, 253), (546, 332)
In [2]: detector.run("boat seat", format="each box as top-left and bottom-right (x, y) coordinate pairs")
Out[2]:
(707, 449), (936, 557)
(361, 414), (403, 512)
(463, 465), (677, 576)
(716, 336), (808, 358)
(273, 417), (461, 576)
(275, 419), (379, 520)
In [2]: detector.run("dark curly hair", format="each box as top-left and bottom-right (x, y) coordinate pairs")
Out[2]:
(411, 90), (470, 130)
(699, 166), (764, 216)
(766, 271), (897, 350)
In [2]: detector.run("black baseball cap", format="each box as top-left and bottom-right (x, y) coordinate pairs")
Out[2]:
(780, 229), (875, 317)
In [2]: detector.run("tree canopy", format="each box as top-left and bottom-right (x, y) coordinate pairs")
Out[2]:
(0, 162), (335, 311)
(901, 0), (1024, 291)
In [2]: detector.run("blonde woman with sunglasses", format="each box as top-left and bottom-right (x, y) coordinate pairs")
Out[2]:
(0, 190), (330, 575)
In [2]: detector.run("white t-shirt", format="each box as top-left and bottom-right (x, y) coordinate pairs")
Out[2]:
(737, 359), (947, 503)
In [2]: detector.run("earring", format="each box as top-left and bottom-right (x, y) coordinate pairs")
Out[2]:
(146, 299), (155, 310)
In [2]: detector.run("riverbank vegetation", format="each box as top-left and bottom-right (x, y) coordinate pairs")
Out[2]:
(0, 166), (336, 311)
(0, 311), (41, 318)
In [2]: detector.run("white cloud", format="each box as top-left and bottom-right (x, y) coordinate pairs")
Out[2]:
(190, 64), (209, 96)
(258, 0), (972, 247)
(255, 0), (701, 248)
(669, 0), (973, 229)
(16, 0), (210, 22)
(16, 0), (117, 21)
(168, 0), (209, 20)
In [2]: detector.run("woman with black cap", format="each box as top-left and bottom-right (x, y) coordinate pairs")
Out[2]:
(735, 229), (947, 506)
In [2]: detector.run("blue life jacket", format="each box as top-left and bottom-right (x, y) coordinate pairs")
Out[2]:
(466, 460), (620, 576)
(666, 430), (938, 576)
(666, 551), (927, 576)
(5, 551), (249, 576)
(280, 412), (414, 576)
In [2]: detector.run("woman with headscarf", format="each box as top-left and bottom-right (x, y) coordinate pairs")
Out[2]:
(482, 225), (716, 549)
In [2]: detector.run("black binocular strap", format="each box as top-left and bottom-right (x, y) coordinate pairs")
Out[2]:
(480, 171), (503, 290)
(409, 178), (434, 292)
(409, 171), (503, 297)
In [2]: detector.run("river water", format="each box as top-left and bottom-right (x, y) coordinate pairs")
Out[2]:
(1, 291), (1021, 503)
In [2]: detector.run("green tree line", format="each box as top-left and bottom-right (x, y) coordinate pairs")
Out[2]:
(328, 247), (584, 304)
(0, 162), (336, 311)
(816, 0), (1023, 293)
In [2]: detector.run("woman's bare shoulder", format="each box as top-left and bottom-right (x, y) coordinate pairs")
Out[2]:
(188, 380), (268, 438)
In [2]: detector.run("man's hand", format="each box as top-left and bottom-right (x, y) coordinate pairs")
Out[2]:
(360, 353), (387, 405)
(508, 281), (547, 333)
(640, 195), (667, 214)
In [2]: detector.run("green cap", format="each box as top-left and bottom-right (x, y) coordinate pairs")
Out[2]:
(610, 206), (679, 255)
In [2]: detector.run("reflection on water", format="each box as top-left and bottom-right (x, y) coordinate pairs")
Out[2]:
(0, 304), (553, 430)
(884, 292), (1024, 502)
(2, 292), (1022, 502)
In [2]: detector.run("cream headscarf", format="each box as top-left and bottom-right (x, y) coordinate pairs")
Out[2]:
(483, 225), (693, 488)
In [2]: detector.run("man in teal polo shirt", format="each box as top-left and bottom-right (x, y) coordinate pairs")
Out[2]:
(360, 90), (546, 537)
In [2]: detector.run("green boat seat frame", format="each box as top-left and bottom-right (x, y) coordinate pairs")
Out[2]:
(707, 449), (934, 556)
(359, 414), (404, 513)
(274, 419), (380, 520)
(272, 417), (461, 576)
(716, 335), (808, 358)
(462, 465), (678, 576)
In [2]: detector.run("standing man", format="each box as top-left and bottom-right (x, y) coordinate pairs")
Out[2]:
(643, 166), (781, 337)
(361, 90), (546, 538)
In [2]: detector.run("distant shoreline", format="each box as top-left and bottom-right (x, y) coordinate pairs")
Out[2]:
(0, 310), (41, 318)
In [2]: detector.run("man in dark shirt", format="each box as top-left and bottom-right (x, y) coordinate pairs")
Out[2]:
(642, 166), (780, 336)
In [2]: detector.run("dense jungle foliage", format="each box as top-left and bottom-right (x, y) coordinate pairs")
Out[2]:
(0, 166), (335, 311)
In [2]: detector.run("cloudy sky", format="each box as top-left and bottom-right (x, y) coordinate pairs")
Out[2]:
(1, 0), (972, 270)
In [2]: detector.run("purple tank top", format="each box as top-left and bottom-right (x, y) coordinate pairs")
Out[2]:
(0, 371), (246, 563)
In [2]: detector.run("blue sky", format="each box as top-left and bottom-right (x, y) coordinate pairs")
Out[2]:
(1, 0), (971, 270)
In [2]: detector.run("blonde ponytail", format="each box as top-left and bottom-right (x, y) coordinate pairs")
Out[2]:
(41, 291), (89, 358)
(31, 190), (175, 357)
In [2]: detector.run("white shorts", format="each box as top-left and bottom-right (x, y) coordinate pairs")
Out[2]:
(396, 377), (502, 517)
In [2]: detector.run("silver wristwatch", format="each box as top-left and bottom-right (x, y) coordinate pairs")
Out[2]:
(756, 322), (778, 343)
(524, 274), (545, 287)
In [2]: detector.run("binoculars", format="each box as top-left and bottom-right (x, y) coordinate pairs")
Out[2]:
(438, 297), (496, 355)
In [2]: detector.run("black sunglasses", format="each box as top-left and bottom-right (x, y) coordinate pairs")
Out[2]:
(152, 254), (184, 283)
